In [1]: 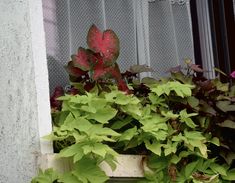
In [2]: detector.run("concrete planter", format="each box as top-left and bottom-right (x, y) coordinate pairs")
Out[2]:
(38, 154), (145, 178)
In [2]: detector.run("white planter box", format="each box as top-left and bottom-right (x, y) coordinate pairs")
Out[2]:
(38, 154), (145, 178)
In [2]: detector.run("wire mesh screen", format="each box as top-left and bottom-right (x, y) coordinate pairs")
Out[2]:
(149, 0), (194, 79)
(104, 0), (137, 70)
(42, 0), (194, 92)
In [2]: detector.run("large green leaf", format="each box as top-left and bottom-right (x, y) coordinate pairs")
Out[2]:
(72, 157), (109, 183)
(87, 106), (117, 123)
(58, 172), (82, 183)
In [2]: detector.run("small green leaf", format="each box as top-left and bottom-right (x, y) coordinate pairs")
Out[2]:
(187, 96), (199, 108)
(58, 144), (83, 159)
(216, 101), (235, 112)
(222, 169), (235, 181)
(218, 120), (235, 129)
(210, 163), (227, 176)
(111, 116), (133, 130)
(145, 140), (162, 156)
(119, 127), (138, 141)
(184, 160), (199, 178)
(170, 154), (181, 164)
(210, 137), (220, 146)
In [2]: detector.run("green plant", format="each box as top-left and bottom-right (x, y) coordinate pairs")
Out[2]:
(32, 25), (235, 183)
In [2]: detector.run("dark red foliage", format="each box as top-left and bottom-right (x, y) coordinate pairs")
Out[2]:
(50, 86), (64, 110)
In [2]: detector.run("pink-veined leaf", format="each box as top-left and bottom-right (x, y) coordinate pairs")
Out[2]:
(65, 61), (87, 77)
(87, 24), (120, 65)
(92, 57), (109, 80)
(110, 64), (130, 93)
(230, 71), (235, 78)
(72, 47), (91, 71)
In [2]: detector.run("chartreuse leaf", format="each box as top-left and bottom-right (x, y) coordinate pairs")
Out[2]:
(31, 169), (58, 183)
(103, 154), (117, 171)
(92, 143), (118, 158)
(184, 160), (199, 178)
(187, 96), (199, 108)
(87, 106), (117, 123)
(111, 116), (133, 130)
(222, 168), (235, 181)
(145, 140), (162, 156)
(161, 110), (179, 120)
(179, 109), (198, 128)
(72, 157), (109, 183)
(120, 104), (142, 117)
(210, 163), (227, 176)
(163, 141), (178, 156)
(59, 172), (82, 183)
(210, 137), (220, 146)
(148, 93), (167, 107)
(119, 126), (138, 141)
(212, 78), (229, 92)
(150, 81), (194, 97)
(58, 143), (84, 159)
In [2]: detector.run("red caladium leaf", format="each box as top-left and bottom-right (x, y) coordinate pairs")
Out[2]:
(92, 57), (109, 80)
(117, 80), (130, 94)
(110, 64), (130, 93)
(87, 24), (120, 65)
(72, 47), (91, 71)
(65, 61), (87, 77)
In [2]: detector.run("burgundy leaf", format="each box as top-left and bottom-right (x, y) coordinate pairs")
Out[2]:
(110, 64), (131, 94)
(72, 47), (91, 71)
(50, 86), (64, 110)
(92, 57), (109, 80)
(65, 61), (87, 77)
(68, 88), (79, 95)
(87, 24), (120, 65)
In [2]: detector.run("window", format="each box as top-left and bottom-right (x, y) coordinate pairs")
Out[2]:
(42, 0), (195, 93)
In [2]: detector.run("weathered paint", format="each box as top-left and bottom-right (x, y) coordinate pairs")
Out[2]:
(0, 0), (52, 182)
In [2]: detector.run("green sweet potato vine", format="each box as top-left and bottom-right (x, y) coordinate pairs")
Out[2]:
(32, 25), (235, 183)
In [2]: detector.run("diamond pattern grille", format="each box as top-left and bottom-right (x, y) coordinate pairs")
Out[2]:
(42, 0), (194, 92)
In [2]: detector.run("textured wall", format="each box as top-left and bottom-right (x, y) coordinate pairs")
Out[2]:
(0, 0), (50, 182)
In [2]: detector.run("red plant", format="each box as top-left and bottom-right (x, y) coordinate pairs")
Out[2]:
(66, 24), (130, 93)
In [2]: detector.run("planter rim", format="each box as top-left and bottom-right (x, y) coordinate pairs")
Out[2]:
(38, 153), (146, 178)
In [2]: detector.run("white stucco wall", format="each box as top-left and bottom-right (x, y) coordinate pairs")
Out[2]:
(0, 0), (52, 182)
